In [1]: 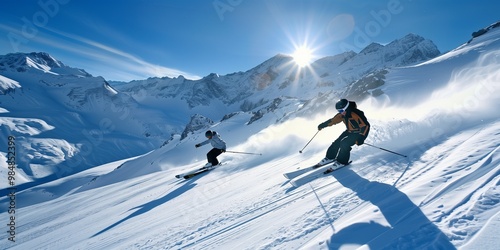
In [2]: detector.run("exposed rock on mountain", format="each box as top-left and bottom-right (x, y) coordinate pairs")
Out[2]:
(181, 114), (214, 140)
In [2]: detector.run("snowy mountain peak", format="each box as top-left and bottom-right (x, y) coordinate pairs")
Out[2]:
(0, 52), (61, 72)
(26, 52), (63, 68)
(252, 53), (294, 71)
(202, 72), (220, 80)
(359, 42), (384, 54)
(385, 33), (439, 58)
(396, 33), (425, 44)
(0, 52), (91, 77)
(368, 33), (440, 66)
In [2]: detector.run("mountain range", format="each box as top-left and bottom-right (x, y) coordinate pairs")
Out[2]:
(0, 33), (439, 185)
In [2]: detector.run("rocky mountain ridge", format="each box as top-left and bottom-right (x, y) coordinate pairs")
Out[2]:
(115, 33), (439, 119)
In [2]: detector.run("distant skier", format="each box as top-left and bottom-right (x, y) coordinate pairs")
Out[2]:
(316, 99), (370, 167)
(195, 130), (227, 168)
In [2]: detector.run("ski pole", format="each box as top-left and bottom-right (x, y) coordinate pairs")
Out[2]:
(299, 130), (320, 154)
(364, 143), (407, 157)
(225, 150), (262, 156)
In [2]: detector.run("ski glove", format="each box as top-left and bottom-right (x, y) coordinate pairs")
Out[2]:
(195, 144), (201, 148)
(355, 135), (366, 145)
(318, 121), (330, 130)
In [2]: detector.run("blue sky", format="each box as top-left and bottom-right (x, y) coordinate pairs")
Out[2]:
(0, 0), (498, 81)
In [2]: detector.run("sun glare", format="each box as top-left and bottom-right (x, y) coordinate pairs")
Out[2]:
(292, 46), (313, 67)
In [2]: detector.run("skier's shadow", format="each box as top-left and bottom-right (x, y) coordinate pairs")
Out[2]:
(92, 178), (197, 238)
(327, 167), (456, 249)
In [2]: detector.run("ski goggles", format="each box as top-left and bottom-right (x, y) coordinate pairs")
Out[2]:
(337, 102), (349, 113)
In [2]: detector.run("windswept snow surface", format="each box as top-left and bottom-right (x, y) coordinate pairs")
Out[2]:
(1, 26), (500, 250)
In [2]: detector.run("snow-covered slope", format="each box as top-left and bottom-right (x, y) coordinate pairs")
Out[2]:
(0, 75), (21, 95)
(0, 53), (178, 186)
(0, 22), (499, 249)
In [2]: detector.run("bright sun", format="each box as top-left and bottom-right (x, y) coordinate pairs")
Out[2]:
(292, 46), (313, 67)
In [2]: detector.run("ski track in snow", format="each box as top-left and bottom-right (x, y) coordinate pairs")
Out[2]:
(171, 172), (362, 249)
(164, 159), (388, 249)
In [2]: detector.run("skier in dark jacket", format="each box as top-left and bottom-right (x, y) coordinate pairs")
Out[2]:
(195, 130), (227, 168)
(316, 99), (370, 166)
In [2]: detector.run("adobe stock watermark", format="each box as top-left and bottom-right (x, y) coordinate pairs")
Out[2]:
(337, 0), (412, 52)
(213, 0), (245, 21)
(7, 0), (71, 52)
(6, 136), (17, 243)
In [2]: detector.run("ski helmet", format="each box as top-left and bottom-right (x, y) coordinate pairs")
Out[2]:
(205, 130), (213, 137)
(335, 99), (349, 112)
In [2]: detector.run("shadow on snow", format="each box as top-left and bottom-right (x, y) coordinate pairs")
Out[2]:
(92, 178), (197, 238)
(327, 167), (456, 249)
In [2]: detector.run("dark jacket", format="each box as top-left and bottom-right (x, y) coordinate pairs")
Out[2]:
(319, 101), (370, 143)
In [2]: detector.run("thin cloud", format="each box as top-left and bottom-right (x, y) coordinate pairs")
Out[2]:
(0, 24), (200, 81)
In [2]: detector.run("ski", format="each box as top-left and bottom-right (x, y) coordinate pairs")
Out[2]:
(283, 161), (334, 179)
(176, 167), (205, 179)
(175, 163), (222, 179)
(289, 161), (351, 187)
(181, 167), (214, 179)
